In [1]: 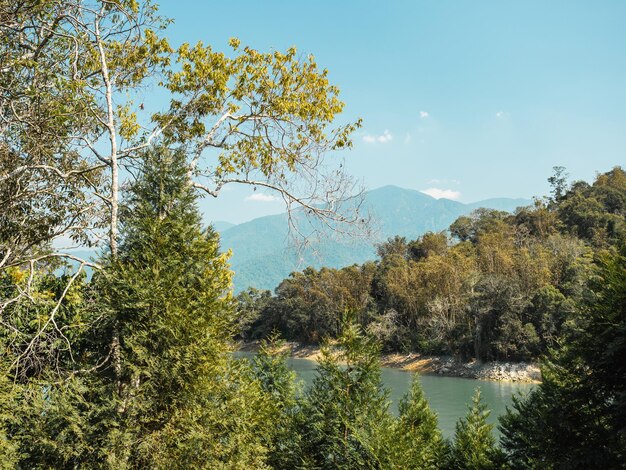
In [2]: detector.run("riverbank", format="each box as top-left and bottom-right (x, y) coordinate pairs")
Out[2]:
(239, 341), (542, 383)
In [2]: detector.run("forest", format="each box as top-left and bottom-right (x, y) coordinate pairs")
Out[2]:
(238, 167), (626, 362)
(1, 0), (625, 468)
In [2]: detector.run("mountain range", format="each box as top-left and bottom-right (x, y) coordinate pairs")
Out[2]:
(216, 186), (531, 293)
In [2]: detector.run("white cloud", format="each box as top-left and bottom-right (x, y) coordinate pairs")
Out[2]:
(419, 111), (429, 119)
(363, 129), (393, 144)
(420, 188), (462, 200)
(245, 193), (278, 202)
(496, 111), (506, 119)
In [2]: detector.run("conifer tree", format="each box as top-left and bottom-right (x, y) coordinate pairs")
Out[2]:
(93, 147), (273, 467)
(300, 320), (393, 468)
(251, 333), (306, 469)
(500, 243), (626, 468)
(449, 389), (503, 469)
(387, 375), (448, 469)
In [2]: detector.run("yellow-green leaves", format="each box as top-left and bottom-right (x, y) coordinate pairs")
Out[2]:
(117, 104), (141, 140)
(159, 39), (360, 183)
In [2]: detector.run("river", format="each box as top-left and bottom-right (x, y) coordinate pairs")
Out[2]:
(239, 353), (534, 439)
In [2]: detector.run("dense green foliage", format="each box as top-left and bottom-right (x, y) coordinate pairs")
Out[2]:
(1, 151), (273, 468)
(387, 376), (448, 468)
(0, 145), (500, 469)
(240, 167), (626, 362)
(298, 321), (393, 468)
(1, 0), (625, 466)
(500, 243), (626, 468)
(250, 322), (490, 470)
(96, 150), (273, 467)
(449, 390), (504, 469)
(1, 152), (624, 468)
(250, 334), (305, 468)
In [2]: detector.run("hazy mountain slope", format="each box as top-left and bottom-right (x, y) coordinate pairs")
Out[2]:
(211, 220), (236, 233)
(465, 197), (532, 212)
(221, 186), (530, 293)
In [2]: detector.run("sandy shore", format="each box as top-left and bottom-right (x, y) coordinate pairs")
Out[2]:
(238, 341), (541, 383)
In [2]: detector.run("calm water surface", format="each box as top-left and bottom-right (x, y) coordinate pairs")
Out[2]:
(239, 353), (534, 439)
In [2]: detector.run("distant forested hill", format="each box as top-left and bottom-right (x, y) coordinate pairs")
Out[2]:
(219, 185), (530, 292)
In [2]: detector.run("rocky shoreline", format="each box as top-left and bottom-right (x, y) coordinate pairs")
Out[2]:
(239, 341), (542, 383)
(423, 356), (541, 383)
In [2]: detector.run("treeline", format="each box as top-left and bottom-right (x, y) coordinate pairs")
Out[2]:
(238, 167), (626, 362)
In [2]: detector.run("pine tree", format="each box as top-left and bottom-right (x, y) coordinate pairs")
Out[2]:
(300, 320), (394, 469)
(388, 375), (448, 469)
(449, 389), (503, 469)
(251, 333), (306, 469)
(92, 147), (274, 467)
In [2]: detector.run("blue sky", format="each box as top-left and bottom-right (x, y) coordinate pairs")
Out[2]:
(157, 0), (626, 224)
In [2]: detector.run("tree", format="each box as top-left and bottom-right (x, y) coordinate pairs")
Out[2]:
(548, 166), (569, 204)
(513, 199), (560, 239)
(449, 389), (503, 469)
(0, 0), (106, 267)
(408, 231), (448, 261)
(12, 148), (275, 467)
(98, 148), (274, 466)
(0, 0), (107, 369)
(300, 321), (393, 468)
(376, 236), (409, 260)
(500, 243), (626, 468)
(250, 333), (305, 469)
(2, 0), (364, 259)
(449, 209), (510, 244)
(557, 167), (626, 245)
(388, 375), (448, 469)
(235, 287), (273, 340)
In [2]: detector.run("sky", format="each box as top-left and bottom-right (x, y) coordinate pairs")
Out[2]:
(155, 0), (626, 224)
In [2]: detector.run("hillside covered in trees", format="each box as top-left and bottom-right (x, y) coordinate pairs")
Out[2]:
(219, 187), (529, 292)
(238, 167), (626, 363)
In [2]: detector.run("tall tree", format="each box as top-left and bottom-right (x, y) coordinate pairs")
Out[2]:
(251, 333), (306, 469)
(548, 166), (569, 204)
(99, 148), (273, 467)
(1, 0), (364, 381)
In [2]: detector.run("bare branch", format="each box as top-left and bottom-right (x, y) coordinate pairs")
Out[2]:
(11, 263), (85, 378)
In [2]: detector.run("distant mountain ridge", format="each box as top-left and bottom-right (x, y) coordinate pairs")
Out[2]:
(217, 186), (531, 293)
(211, 220), (236, 233)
